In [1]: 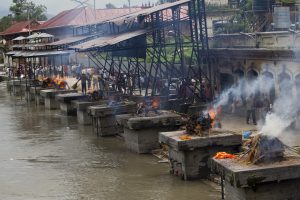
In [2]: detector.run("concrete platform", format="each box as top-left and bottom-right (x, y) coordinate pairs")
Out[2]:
(56, 93), (87, 115)
(7, 79), (26, 92)
(88, 101), (136, 137)
(73, 100), (108, 125)
(117, 111), (183, 154)
(40, 89), (77, 110)
(212, 157), (300, 200)
(159, 130), (242, 180)
(11, 81), (26, 96)
(30, 87), (49, 105)
(20, 83), (32, 101)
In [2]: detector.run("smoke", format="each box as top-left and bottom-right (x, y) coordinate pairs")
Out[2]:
(212, 73), (300, 137)
(261, 87), (299, 137)
(213, 75), (275, 109)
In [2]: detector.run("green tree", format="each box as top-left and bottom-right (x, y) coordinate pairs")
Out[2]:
(0, 15), (13, 32)
(105, 3), (117, 9)
(10, 0), (47, 21)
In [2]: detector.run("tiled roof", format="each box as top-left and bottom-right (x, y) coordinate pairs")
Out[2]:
(35, 7), (143, 30)
(0, 20), (40, 36)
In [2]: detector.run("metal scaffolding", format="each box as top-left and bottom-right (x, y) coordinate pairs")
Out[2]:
(67, 0), (212, 101)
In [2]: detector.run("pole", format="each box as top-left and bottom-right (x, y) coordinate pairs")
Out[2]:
(128, 0), (131, 12)
(27, 3), (31, 36)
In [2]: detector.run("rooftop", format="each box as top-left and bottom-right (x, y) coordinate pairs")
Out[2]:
(0, 20), (41, 36)
(35, 7), (143, 31)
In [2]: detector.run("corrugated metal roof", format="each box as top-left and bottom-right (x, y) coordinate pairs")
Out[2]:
(11, 50), (71, 57)
(12, 36), (26, 41)
(0, 20), (41, 36)
(26, 33), (40, 39)
(35, 7), (143, 31)
(38, 33), (54, 38)
(47, 35), (91, 46)
(12, 44), (24, 48)
(110, 0), (190, 25)
(70, 29), (150, 51)
(6, 51), (22, 55)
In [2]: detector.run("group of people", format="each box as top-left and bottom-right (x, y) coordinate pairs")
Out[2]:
(7, 64), (83, 80)
(246, 94), (271, 125)
(228, 93), (271, 125)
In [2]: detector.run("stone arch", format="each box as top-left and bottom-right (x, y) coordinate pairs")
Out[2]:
(220, 73), (234, 90)
(295, 74), (300, 97)
(262, 71), (276, 102)
(233, 68), (244, 84)
(262, 71), (274, 79)
(278, 71), (292, 96)
(246, 69), (259, 81)
(234, 68), (244, 78)
(278, 65), (293, 80)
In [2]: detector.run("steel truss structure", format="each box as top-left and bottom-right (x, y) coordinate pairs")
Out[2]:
(71, 0), (212, 101)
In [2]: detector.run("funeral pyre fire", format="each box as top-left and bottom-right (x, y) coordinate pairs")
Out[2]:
(136, 97), (161, 117)
(86, 88), (102, 101)
(186, 108), (220, 137)
(240, 134), (287, 164)
(41, 76), (67, 89)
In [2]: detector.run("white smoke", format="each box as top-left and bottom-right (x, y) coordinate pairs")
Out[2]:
(213, 75), (275, 109)
(261, 90), (299, 137)
(212, 73), (299, 137)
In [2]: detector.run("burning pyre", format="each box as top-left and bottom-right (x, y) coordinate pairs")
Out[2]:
(240, 134), (286, 164)
(186, 108), (220, 137)
(86, 89), (102, 101)
(136, 97), (160, 117)
(41, 76), (67, 89)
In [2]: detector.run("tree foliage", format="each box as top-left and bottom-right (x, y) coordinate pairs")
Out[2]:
(10, 0), (47, 21)
(0, 15), (13, 32)
(0, 0), (47, 33)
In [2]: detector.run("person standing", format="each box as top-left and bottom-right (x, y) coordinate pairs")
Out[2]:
(87, 72), (91, 90)
(246, 94), (257, 125)
(92, 73), (99, 90)
(261, 94), (270, 122)
(81, 73), (87, 94)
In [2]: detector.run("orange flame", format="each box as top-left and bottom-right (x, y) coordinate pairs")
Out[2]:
(151, 97), (160, 109)
(208, 107), (222, 120)
(209, 109), (217, 120)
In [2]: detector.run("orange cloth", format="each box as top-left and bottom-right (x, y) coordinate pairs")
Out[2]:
(179, 135), (192, 141)
(214, 152), (236, 159)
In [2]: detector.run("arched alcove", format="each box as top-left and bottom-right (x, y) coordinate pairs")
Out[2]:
(247, 69), (258, 81)
(220, 73), (234, 90)
(278, 72), (292, 96)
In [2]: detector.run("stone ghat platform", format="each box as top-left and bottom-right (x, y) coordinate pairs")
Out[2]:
(73, 100), (108, 125)
(159, 130), (242, 180)
(40, 89), (77, 110)
(7, 79), (27, 92)
(116, 111), (183, 154)
(30, 86), (54, 104)
(212, 157), (300, 200)
(9, 80), (27, 96)
(56, 93), (87, 115)
(88, 101), (136, 137)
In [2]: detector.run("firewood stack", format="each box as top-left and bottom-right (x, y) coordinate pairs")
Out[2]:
(136, 97), (160, 117)
(186, 113), (213, 137)
(244, 134), (285, 164)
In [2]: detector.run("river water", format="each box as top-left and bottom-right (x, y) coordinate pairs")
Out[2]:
(0, 82), (219, 200)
